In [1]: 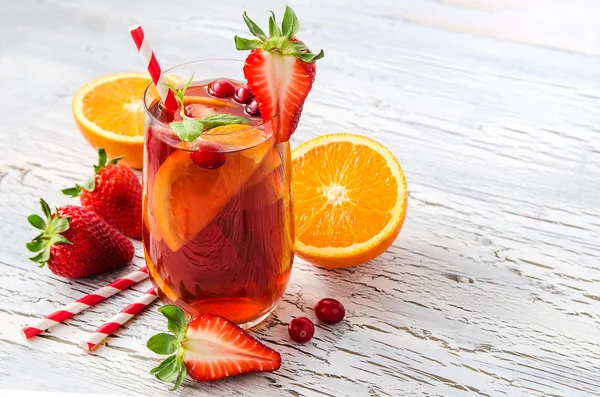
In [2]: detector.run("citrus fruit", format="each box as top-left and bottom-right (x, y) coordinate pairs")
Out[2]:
(72, 72), (182, 169)
(152, 125), (272, 251)
(292, 133), (407, 268)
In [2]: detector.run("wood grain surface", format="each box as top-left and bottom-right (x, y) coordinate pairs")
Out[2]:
(1, 0), (599, 396)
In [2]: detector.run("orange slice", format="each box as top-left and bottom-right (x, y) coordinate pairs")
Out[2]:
(153, 125), (272, 252)
(292, 133), (407, 268)
(72, 72), (182, 169)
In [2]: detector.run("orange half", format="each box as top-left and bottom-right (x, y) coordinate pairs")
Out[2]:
(72, 72), (182, 168)
(292, 133), (407, 268)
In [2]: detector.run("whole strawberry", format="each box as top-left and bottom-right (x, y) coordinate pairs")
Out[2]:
(62, 148), (142, 239)
(234, 6), (324, 142)
(26, 199), (134, 278)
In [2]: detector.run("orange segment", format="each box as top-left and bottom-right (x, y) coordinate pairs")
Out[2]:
(153, 132), (272, 252)
(72, 72), (182, 169)
(292, 133), (407, 268)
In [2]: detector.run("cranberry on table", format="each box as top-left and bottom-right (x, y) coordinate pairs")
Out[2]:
(190, 141), (226, 169)
(208, 79), (236, 98)
(234, 85), (255, 104)
(288, 317), (314, 343)
(314, 298), (345, 324)
(245, 100), (261, 117)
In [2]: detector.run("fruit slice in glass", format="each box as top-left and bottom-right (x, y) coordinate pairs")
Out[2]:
(152, 125), (272, 251)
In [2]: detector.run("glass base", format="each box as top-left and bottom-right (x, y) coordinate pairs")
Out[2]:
(239, 304), (278, 329)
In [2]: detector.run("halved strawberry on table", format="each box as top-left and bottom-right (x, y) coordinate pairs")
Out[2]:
(147, 305), (281, 390)
(234, 6), (324, 142)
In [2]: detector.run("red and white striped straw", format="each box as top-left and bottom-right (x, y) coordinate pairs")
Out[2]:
(129, 24), (179, 113)
(21, 267), (149, 339)
(81, 286), (159, 351)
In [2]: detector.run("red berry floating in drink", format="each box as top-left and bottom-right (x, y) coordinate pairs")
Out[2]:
(315, 298), (345, 324)
(190, 141), (226, 169)
(245, 99), (261, 117)
(234, 85), (254, 105)
(288, 317), (315, 343)
(208, 79), (236, 98)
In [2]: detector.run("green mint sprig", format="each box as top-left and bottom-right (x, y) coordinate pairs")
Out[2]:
(147, 305), (189, 391)
(163, 76), (251, 142)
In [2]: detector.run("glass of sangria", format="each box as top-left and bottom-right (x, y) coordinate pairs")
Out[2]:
(142, 60), (294, 328)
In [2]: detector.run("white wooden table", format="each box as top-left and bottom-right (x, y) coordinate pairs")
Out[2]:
(1, 1), (599, 396)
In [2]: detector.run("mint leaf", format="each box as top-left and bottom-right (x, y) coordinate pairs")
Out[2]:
(199, 114), (251, 129)
(28, 215), (46, 230)
(170, 120), (204, 142)
(234, 36), (263, 50)
(158, 305), (188, 339)
(243, 12), (267, 41)
(282, 6), (300, 38)
(147, 333), (179, 355)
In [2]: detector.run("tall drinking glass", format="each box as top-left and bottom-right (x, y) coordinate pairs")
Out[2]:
(142, 60), (294, 328)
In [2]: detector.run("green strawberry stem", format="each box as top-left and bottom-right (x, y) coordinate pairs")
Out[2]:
(62, 148), (121, 197)
(26, 199), (72, 266)
(234, 6), (324, 62)
(147, 305), (190, 391)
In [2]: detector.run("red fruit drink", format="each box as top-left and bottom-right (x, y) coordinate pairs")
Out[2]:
(142, 60), (293, 328)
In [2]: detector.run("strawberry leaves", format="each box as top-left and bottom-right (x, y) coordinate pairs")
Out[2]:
(148, 305), (189, 391)
(158, 305), (187, 338)
(235, 6), (324, 62)
(27, 199), (72, 267)
(62, 148), (121, 197)
(243, 11), (267, 41)
(281, 5), (300, 38)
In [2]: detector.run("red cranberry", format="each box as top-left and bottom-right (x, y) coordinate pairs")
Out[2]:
(190, 141), (226, 169)
(314, 298), (345, 324)
(245, 100), (261, 117)
(234, 85), (254, 105)
(208, 79), (236, 98)
(288, 317), (314, 343)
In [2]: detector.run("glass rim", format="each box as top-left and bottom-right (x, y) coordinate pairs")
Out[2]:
(142, 58), (277, 135)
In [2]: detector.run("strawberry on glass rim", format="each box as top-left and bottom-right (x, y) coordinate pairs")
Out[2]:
(147, 305), (281, 390)
(234, 6), (324, 142)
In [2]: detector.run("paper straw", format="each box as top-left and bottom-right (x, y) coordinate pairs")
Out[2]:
(129, 24), (179, 113)
(21, 267), (149, 339)
(81, 286), (159, 351)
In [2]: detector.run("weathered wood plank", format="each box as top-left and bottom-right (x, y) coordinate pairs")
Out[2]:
(1, 0), (599, 396)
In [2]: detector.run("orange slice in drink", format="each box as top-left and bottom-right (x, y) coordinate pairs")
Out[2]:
(292, 133), (407, 268)
(153, 125), (271, 252)
(72, 72), (182, 168)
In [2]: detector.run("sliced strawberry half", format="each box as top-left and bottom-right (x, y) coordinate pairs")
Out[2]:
(234, 6), (324, 142)
(147, 306), (281, 390)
